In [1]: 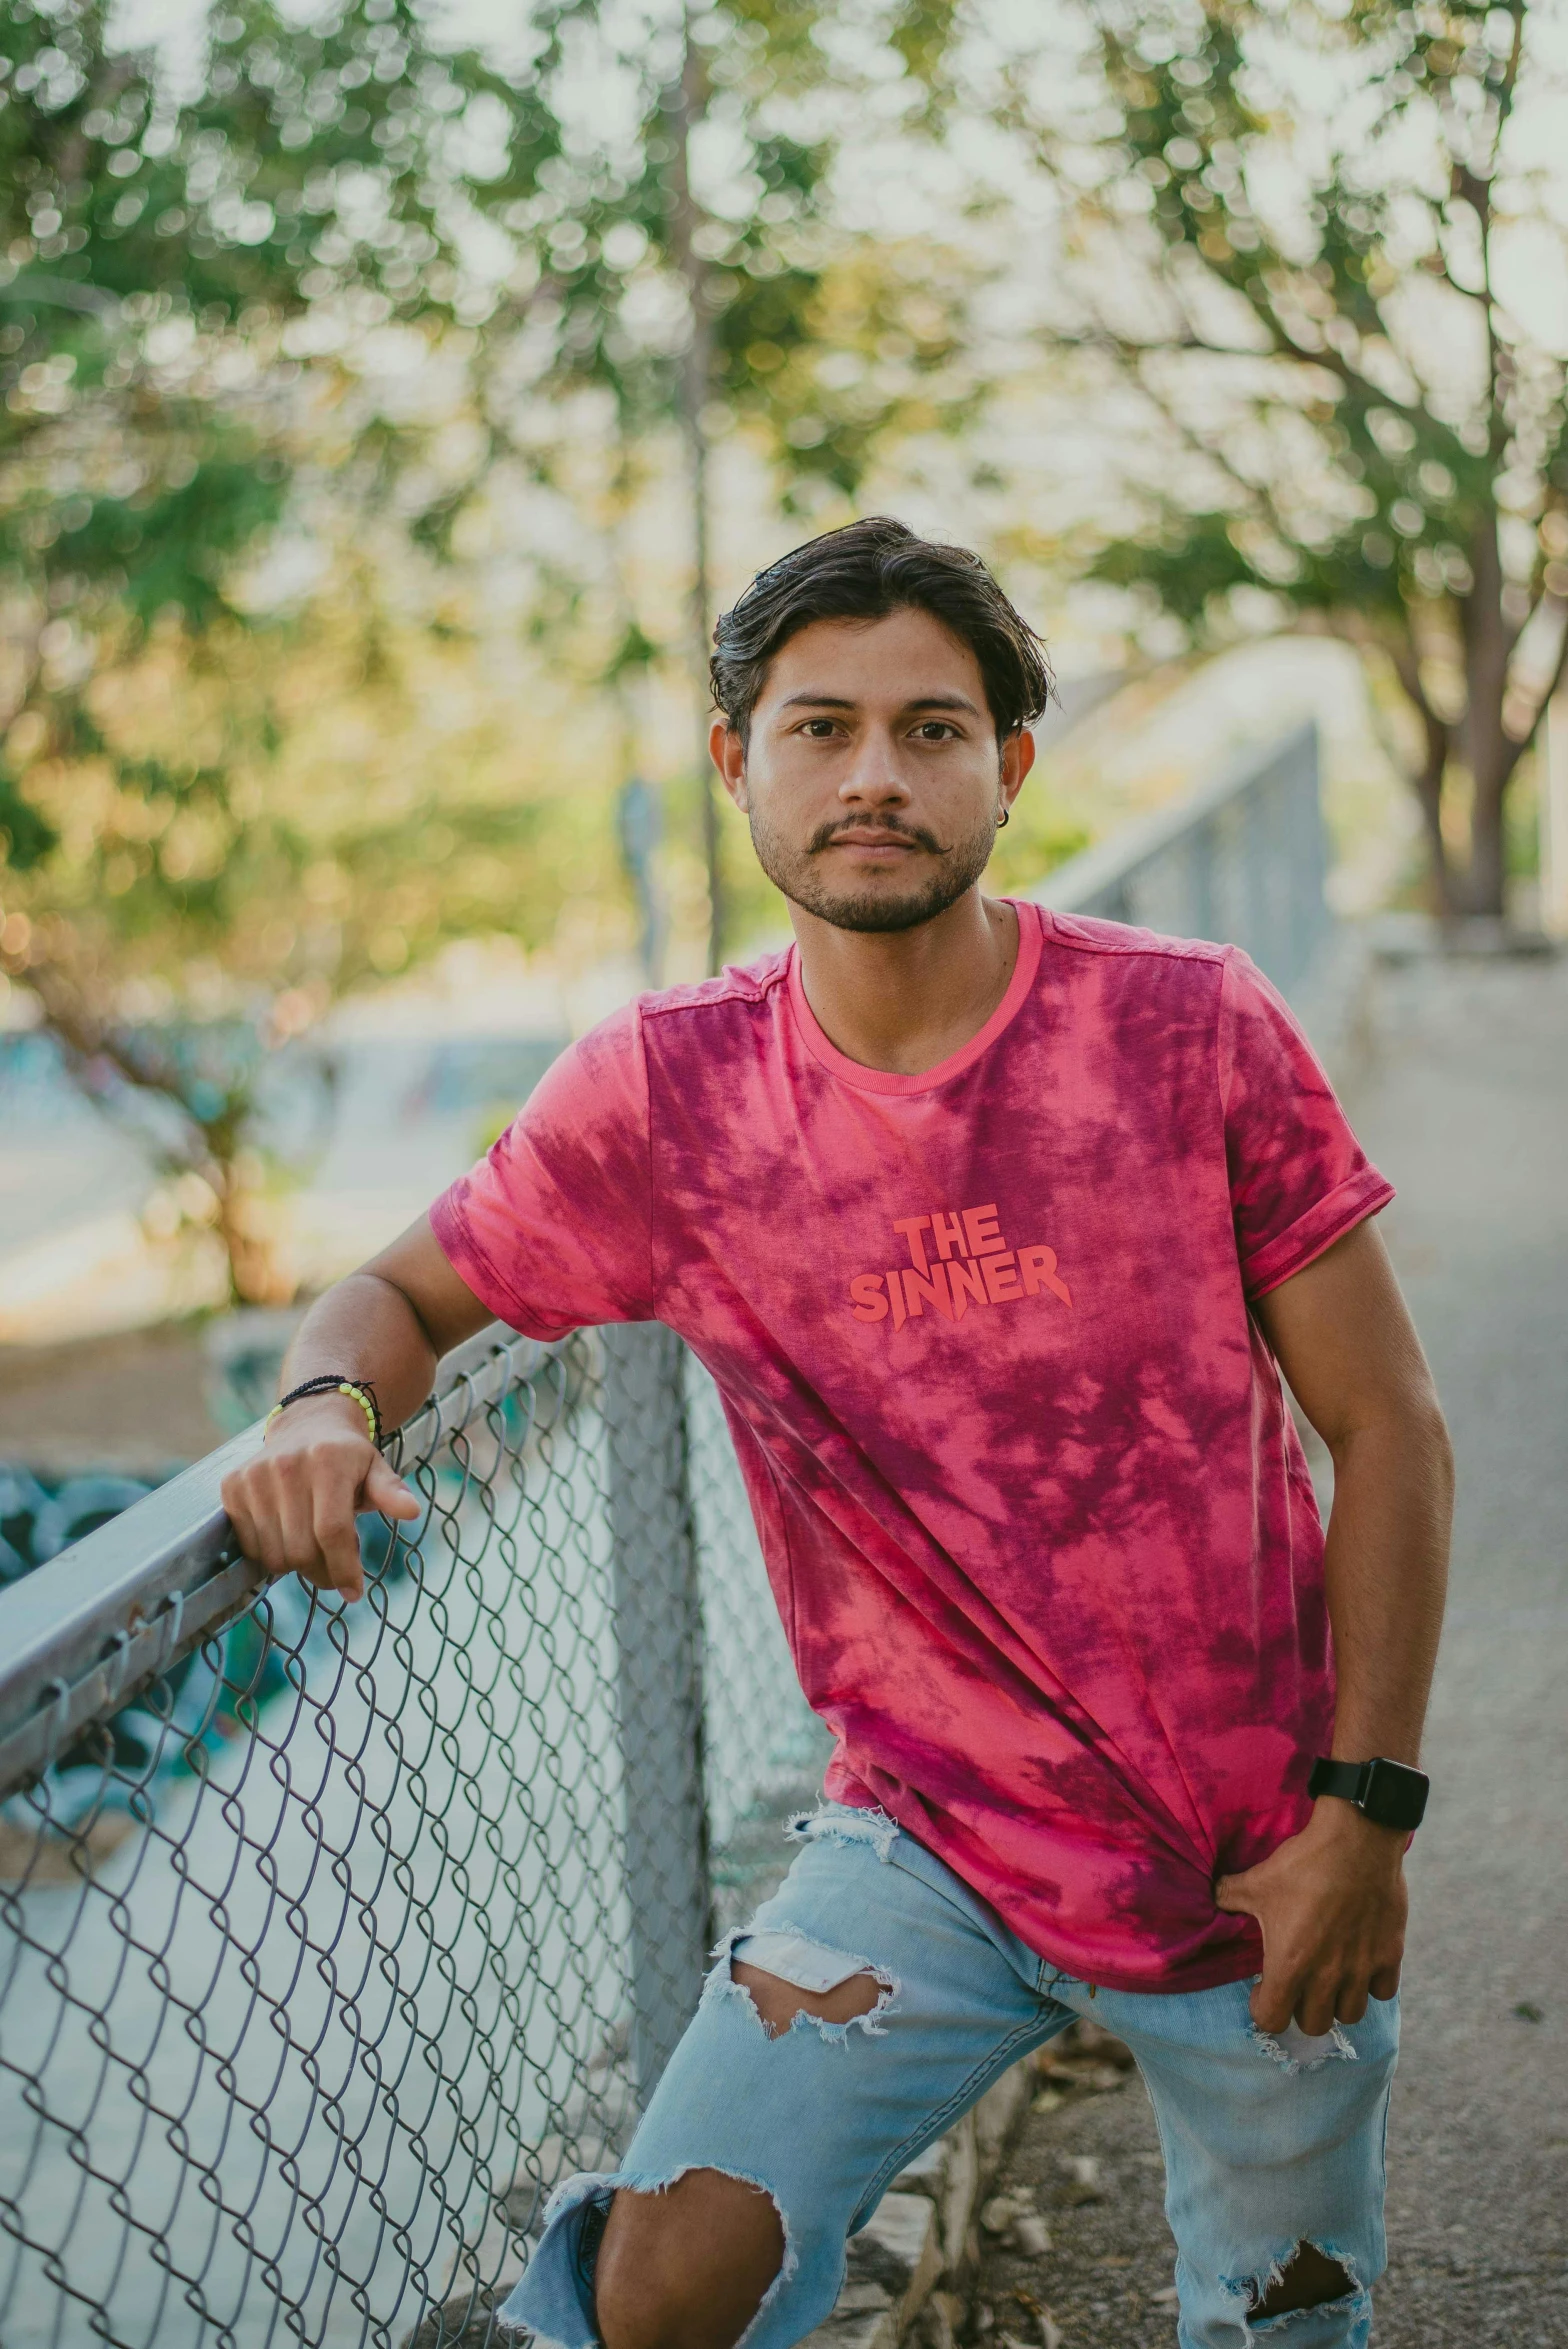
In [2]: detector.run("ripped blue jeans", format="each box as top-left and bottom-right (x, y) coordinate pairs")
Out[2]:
(501, 1804), (1398, 2349)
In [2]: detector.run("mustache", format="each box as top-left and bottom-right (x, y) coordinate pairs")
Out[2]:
(807, 816), (947, 856)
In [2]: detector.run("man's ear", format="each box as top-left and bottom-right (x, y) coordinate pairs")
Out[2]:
(1001, 726), (1036, 811)
(711, 717), (748, 810)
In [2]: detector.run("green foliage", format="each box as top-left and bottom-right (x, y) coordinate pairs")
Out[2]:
(0, 760), (56, 865)
(0, 0), (571, 1292)
(0, 0), (982, 1296)
(1074, 0), (1534, 621)
(1016, 0), (1568, 912)
(485, 0), (971, 497)
(0, 0), (558, 690)
(0, 0), (557, 323)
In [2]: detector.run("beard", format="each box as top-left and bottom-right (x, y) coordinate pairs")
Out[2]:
(747, 807), (1000, 934)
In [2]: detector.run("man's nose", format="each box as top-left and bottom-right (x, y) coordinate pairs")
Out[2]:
(837, 729), (910, 805)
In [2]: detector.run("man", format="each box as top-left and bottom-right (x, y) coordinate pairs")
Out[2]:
(224, 518), (1452, 2349)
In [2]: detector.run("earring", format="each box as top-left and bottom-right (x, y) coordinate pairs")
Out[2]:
(996, 805), (1010, 828)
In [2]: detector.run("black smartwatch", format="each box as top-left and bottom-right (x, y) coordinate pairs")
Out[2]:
(1308, 1756), (1429, 1832)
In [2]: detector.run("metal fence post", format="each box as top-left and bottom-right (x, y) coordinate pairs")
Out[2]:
(601, 1321), (712, 2111)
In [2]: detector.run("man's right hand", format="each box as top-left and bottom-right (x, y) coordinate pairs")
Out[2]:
(221, 1395), (422, 1604)
(219, 1220), (495, 1599)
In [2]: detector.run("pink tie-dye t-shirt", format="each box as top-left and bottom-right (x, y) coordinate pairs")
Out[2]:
(431, 901), (1393, 1994)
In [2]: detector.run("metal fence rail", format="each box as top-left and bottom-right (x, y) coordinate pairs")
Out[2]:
(1033, 721), (1331, 999)
(0, 1322), (821, 2349)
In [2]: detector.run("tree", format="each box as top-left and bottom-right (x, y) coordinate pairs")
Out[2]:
(479, 0), (972, 969)
(0, 0), (553, 825)
(0, 576), (594, 1301)
(0, 0), (563, 1297)
(1, 0), (990, 1327)
(1005, 0), (1568, 918)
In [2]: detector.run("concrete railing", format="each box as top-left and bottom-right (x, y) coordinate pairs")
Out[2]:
(1031, 722), (1332, 1000)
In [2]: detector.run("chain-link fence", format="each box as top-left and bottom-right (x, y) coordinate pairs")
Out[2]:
(0, 1321), (823, 2349)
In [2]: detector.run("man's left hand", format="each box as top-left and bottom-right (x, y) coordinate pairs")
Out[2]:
(1215, 1801), (1407, 2035)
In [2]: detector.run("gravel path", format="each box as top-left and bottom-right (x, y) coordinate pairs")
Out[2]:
(967, 955), (1568, 2347)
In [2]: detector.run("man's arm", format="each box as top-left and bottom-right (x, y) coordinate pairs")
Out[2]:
(219, 1216), (494, 1604)
(1214, 1216), (1453, 2034)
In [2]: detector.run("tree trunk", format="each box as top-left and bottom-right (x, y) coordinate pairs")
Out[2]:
(214, 1159), (290, 1309)
(1378, 621), (1460, 916)
(688, 415), (724, 975)
(1411, 710), (1458, 920)
(665, 18), (725, 976)
(1458, 519), (1517, 920)
(1466, 767), (1510, 922)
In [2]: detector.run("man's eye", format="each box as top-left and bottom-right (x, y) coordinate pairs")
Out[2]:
(914, 721), (958, 740)
(802, 719), (840, 738)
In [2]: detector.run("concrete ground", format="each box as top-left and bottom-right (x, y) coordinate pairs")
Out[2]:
(968, 955), (1568, 2346)
(0, 1324), (223, 1477)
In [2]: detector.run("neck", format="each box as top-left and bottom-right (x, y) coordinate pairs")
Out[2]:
(790, 888), (1020, 1076)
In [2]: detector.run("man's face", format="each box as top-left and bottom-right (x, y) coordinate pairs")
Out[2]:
(711, 608), (1034, 934)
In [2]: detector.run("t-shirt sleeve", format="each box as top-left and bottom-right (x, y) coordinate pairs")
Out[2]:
(1218, 948), (1393, 1302)
(429, 1004), (654, 1338)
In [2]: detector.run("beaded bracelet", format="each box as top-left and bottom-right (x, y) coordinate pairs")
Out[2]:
(264, 1376), (382, 1449)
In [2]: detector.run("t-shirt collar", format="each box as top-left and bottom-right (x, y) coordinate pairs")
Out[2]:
(785, 898), (1045, 1096)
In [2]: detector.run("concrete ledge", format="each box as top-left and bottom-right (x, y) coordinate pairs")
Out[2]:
(1290, 921), (1377, 1099)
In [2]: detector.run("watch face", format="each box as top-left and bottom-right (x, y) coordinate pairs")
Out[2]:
(1362, 1758), (1429, 1833)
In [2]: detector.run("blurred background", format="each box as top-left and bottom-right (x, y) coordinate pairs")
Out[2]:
(2, 0), (1568, 1509)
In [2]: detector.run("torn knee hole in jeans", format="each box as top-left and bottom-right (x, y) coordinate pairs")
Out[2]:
(1229, 2241), (1362, 2331)
(577, 2166), (798, 2347)
(709, 1924), (899, 2042)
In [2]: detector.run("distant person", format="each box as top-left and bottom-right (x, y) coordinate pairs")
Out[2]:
(224, 519), (1451, 2349)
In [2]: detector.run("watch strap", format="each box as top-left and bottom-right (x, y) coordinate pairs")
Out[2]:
(1309, 1755), (1429, 1832)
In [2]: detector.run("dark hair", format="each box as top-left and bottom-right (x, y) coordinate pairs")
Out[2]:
(710, 516), (1053, 742)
